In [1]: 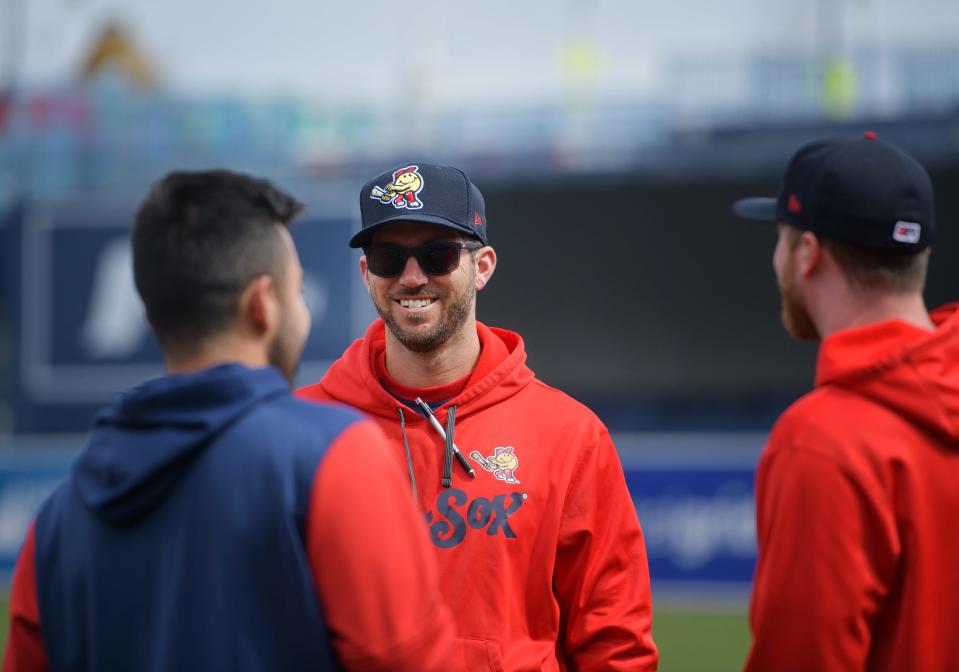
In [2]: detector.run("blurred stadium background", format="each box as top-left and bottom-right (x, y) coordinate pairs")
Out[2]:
(2, 1), (959, 669)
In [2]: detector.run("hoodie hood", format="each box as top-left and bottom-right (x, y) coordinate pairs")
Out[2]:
(317, 320), (535, 420)
(815, 303), (959, 444)
(75, 364), (289, 524)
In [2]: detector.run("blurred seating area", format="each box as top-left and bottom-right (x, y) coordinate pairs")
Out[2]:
(2, 43), (958, 205)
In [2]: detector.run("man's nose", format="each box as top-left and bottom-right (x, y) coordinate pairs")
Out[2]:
(398, 255), (429, 287)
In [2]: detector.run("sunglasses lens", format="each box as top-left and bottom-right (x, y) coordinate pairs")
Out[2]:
(419, 244), (462, 274)
(365, 243), (467, 277)
(366, 246), (407, 276)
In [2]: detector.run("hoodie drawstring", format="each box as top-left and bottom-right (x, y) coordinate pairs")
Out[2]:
(396, 407), (418, 501)
(402, 401), (475, 494)
(441, 405), (457, 488)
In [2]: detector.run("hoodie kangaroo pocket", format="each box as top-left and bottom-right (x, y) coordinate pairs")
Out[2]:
(455, 636), (505, 672)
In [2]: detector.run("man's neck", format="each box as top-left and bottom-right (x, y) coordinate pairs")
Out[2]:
(164, 336), (269, 377)
(384, 321), (481, 389)
(816, 290), (935, 339)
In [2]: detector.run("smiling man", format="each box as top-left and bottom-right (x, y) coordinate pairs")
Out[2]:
(297, 163), (658, 671)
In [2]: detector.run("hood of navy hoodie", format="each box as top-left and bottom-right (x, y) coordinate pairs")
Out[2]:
(74, 364), (289, 524)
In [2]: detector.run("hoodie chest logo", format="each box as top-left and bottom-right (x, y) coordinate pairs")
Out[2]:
(469, 445), (520, 484)
(425, 488), (526, 549)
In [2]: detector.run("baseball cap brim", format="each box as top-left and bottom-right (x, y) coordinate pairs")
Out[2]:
(731, 197), (778, 222)
(349, 214), (482, 248)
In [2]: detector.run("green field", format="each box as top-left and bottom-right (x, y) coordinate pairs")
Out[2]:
(654, 609), (750, 671)
(0, 600), (748, 670)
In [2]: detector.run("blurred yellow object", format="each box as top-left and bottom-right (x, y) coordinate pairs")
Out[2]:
(821, 56), (857, 119)
(560, 40), (600, 82)
(80, 23), (157, 88)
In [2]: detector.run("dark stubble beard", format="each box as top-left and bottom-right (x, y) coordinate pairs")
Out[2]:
(377, 263), (477, 353)
(268, 308), (305, 387)
(778, 256), (820, 341)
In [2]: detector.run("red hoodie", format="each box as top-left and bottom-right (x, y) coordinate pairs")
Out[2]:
(746, 303), (959, 672)
(297, 320), (658, 671)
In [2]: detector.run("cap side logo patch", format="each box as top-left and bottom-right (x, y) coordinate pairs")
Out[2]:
(370, 165), (424, 210)
(787, 194), (803, 214)
(474, 211), (483, 226)
(893, 221), (921, 244)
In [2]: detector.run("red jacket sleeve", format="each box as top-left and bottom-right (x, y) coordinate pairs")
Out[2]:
(3, 523), (49, 672)
(553, 427), (659, 671)
(306, 419), (454, 671)
(745, 441), (898, 672)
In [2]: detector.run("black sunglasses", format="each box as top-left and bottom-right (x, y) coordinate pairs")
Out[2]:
(364, 241), (483, 277)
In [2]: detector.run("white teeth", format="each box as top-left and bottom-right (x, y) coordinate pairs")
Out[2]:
(400, 299), (434, 309)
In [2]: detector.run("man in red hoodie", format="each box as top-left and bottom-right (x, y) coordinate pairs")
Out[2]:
(733, 133), (959, 671)
(298, 163), (658, 670)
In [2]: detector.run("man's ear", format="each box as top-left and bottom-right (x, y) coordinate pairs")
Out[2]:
(359, 255), (372, 294)
(474, 246), (497, 291)
(796, 231), (823, 278)
(242, 275), (279, 336)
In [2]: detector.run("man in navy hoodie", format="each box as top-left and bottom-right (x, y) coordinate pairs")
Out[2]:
(3, 170), (454, 671)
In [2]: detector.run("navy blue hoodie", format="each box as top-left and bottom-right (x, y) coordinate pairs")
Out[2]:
(32, 364), (357, 671)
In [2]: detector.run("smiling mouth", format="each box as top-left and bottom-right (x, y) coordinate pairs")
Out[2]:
(396, 298), (436, 309)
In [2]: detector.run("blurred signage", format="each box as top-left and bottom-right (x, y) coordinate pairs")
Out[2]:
(621, 433), (763, 592)
(628, 467), (756, 585)
(3, 195), (367, 433)
(0, 435), (762, 588)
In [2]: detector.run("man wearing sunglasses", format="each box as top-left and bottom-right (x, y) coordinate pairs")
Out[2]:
(298, 163), (658, 671)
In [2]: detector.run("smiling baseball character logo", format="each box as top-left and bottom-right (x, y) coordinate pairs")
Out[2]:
(471, 446), (520, 484)
(370, 165), (424, 210)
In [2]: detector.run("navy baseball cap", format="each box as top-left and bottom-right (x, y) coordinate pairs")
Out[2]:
(351, 163), (488, 248)
(733, 132), (935, 253)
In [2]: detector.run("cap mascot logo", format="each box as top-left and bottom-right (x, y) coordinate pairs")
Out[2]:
(370, 165), (424, 210)
(470, 446), (520, 484)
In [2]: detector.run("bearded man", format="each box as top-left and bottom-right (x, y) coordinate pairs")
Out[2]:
(4, 170), (453, 671)
(298, 163), (659, 671)
(734, 133), (959, 672)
